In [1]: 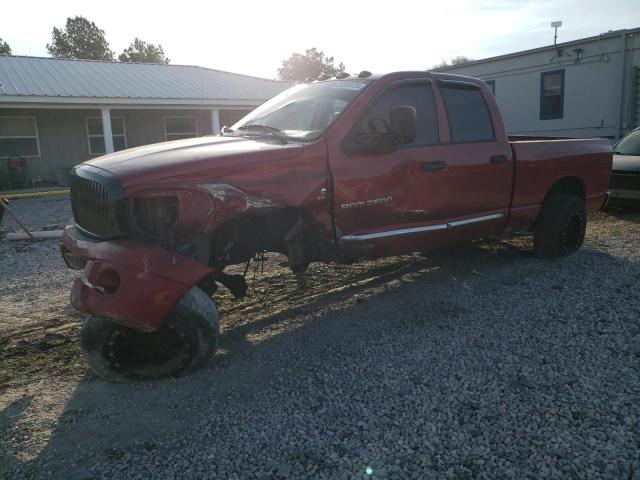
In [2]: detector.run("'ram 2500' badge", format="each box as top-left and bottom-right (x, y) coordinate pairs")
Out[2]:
(341, 197), (393, 209)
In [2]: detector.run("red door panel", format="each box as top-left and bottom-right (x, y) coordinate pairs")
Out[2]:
(434, 80), (513, 237)
(332, 145), (449, 236)
(442, 143), (512, 219)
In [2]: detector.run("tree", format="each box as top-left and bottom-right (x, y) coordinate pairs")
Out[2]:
(432, 55), (475, 69)
(0, 38), (11, 55)
(450, 55), (475, 65)
(47, 16), (114, 61)
(118, 38), (170, 64)
(432, 59), (449, 69)
(277, 48), (345, 82)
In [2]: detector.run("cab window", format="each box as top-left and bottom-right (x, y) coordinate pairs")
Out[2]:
(360, 82), (439, 146)
(440, 85), (494, 143)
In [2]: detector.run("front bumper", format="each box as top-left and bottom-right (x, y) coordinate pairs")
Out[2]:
(61, 226), (213, 332)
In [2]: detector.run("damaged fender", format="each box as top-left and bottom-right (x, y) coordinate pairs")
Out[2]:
(61, 226), (213, 332)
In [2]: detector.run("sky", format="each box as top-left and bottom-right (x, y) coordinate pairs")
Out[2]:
(1, 0), (639, 79)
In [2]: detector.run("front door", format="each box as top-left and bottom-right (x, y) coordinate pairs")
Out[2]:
(329, 79), (452, 257)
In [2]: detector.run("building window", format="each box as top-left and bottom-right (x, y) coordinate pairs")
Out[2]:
(221, 110), (252, 128)
(164, 116), (198, 141)
(86, 117), (127, 155)
(540, 70), (564, 120)
(484, 80), (495, 95)
(440, 85), (494, 143)
(0, 116), (41, 158)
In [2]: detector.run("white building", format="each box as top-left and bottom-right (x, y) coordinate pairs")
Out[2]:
(436, 27), (640, 141)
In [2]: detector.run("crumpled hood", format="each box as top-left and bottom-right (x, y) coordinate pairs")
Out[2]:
(612, 154), (640, 172)
(83, 135), (305, 189)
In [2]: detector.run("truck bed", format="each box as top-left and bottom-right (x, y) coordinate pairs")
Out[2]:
(506, 137), (612, 231)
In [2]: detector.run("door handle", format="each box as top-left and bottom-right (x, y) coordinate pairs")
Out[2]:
(421, 161), (446, 172)
(489, 154), (508, 164)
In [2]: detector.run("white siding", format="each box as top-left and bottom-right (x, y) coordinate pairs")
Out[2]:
(438, 30), (640, 140)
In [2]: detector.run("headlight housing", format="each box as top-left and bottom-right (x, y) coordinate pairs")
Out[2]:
(130, 196), (180, 240)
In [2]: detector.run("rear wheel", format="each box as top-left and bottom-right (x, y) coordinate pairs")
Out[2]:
(534, 193), (586, 258)
(81, 287), (219, 382)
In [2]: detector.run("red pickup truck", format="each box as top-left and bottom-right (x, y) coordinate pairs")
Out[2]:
(61, 71), (612, 381)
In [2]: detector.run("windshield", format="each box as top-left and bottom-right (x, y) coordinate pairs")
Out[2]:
(613, 129), (640, 155)
(229, 79), (372, 141)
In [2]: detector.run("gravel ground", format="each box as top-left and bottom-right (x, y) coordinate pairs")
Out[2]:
(0, 195), (73, 234)
(0, 196), (78, 344)
(0, 197), (639, 480)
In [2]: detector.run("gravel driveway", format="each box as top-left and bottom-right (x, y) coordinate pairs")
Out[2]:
(1, 197), (639, 479)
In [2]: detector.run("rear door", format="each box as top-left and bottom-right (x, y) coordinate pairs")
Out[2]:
(434, 80), (513, 238)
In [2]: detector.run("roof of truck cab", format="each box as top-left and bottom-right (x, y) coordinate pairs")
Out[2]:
(310, 71), (482, 83)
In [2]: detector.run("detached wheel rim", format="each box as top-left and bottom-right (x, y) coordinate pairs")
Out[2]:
(561, 212), (584, 254)
(105, 323), (191, 378)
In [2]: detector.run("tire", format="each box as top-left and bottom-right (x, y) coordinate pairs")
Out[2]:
(534, 193), (586, 258)
(80, 286), (219, 382)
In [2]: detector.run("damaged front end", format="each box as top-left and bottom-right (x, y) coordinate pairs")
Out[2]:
(61, 225), (213, 331)
(62, 162), (333, 332)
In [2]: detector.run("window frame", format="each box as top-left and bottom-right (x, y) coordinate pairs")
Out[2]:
(85, 116), (127, 156)
(164, 116), (199, 141)
(345, 78), (440, 151)
(484, 80), (496, 95)
(438, 80), (496, 145)
(0, 115), (41, 159)
(540, 69), (565, 120)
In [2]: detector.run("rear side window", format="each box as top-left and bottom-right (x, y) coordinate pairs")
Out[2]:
(362, 83), (438, 146)
(440, 85), (494, 143)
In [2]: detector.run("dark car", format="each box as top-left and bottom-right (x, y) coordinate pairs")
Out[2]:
(610, 127), (640, 203)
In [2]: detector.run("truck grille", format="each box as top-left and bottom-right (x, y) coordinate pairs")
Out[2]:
(610, 171), (640, 191)
(70, 166), (127, 238)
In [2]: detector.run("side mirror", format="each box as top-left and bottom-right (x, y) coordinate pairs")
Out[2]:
(390, 106), (417, 144)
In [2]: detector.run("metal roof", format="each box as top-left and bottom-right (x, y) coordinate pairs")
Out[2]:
(432, 26), (640, 72)
(0, 55), (290, 104)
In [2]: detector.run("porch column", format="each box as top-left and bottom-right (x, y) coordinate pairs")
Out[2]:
(211, 108), (221, 135)
(100, 107), (114, 154)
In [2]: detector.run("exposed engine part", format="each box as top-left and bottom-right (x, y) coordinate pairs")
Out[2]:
(284, 216), (309, 273)
(196, 273), (218, 296)
(213, 271), (248, 299)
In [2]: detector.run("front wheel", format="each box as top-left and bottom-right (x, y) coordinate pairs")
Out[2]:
(534, 193), (586, 258)
(80, 287), (219, 382)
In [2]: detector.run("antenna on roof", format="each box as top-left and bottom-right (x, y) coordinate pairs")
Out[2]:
(551, 21), (564, 58)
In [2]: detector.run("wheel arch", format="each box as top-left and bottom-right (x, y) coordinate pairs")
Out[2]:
(531, 176), (585, 230)
(543, 176), (586, 203)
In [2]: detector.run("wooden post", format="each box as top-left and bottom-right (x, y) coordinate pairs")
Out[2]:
(101, 107), (114, 154)
(0, 198), (35, 241)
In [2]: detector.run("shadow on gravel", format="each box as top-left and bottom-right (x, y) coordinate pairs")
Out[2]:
(3, 239), (639, 478)
(604, 205), (640, 224)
